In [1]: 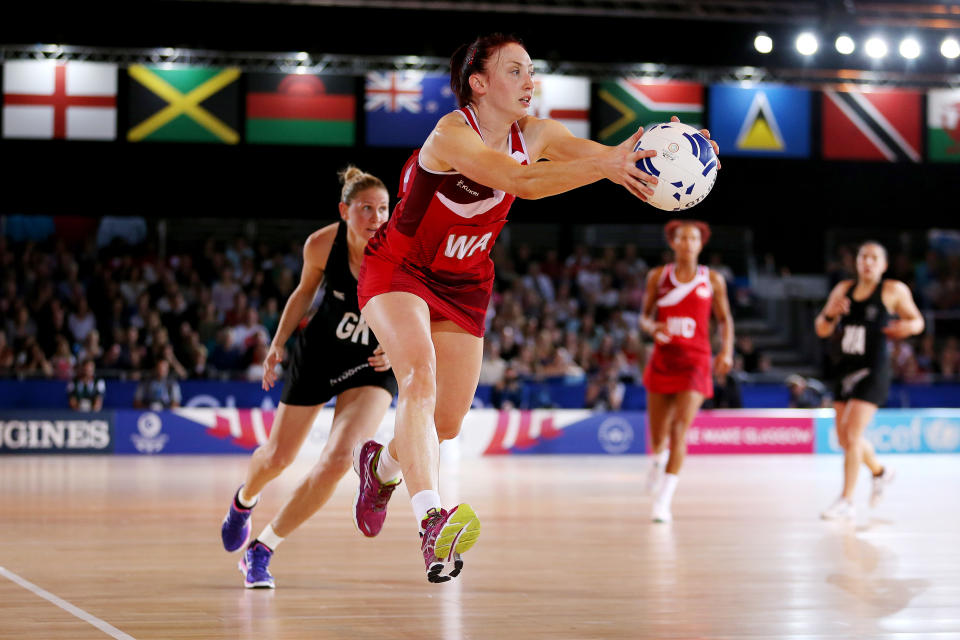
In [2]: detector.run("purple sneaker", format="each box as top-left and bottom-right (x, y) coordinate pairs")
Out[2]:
(352, 441), (401, 538)
(420, 504), (481, 583)
(221, 486), (254, 552)
(238, 542), (274, 589)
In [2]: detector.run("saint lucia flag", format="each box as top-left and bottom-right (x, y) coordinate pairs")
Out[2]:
(708, 84), (811, 158)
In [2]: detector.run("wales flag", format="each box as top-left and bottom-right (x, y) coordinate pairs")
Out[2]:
(928, 89), (960, 163)
(127, 65), (240, 144)
(594, 79), (702, 145)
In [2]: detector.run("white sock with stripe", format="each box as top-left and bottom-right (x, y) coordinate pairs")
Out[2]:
(256, 524), (283, 551)
(411, 490), (442, 532)
(376, 446), (402, 483)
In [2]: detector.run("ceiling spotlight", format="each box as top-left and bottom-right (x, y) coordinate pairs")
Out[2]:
(295, 51), (309, 61)
(865, 36), (888, 59)
(754, 33), (773, 54)
(796, 32), (818, 56)
(942, 37), (960, 59)
(835, 34), (855, 55)
(899, 37), (921, 60)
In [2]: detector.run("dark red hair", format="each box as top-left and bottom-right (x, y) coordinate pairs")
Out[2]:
(664, 219), (711, 246)
(449, 33), (526, 108)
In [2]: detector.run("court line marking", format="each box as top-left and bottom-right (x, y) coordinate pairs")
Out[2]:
(0, 566), (136, 640)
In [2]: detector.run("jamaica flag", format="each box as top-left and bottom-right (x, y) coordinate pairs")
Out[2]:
(127, 65), (240, 144)
(246, 73), (355, 145)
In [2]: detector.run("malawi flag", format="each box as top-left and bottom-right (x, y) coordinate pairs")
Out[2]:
(822, 89), (921, 162)
(594, 79), (702, 145)
(3, 60), (117, 140)
(128, 65), (240, 144)
(246, 73), (356, 146)
(927, 89), (960, 163)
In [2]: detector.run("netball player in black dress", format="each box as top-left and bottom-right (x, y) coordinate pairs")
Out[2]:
(220, 167), (398, 588)
(815, 241), (924, 520)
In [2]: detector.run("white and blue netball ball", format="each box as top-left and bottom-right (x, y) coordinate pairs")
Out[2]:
(634, 122), (718, 212)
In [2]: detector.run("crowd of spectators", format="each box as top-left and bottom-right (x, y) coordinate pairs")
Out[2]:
(2, 221), (960, 412)
(0, 231), (289, 389)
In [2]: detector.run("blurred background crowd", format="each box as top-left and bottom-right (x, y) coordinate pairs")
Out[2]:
(2, 215), (958, 411)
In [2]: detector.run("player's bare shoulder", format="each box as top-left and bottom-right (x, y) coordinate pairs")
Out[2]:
(881, 278), (912, 305)
(708, 268), (727, 290)
(421, 111), (472, 171)
(304, 222), (339, 268)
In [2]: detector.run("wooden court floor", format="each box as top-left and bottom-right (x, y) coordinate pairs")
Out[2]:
(1, 454), (959, 639)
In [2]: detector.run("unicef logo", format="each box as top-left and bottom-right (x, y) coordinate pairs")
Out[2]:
(923, 420), (960, 452)
(598, 417), (634, 454)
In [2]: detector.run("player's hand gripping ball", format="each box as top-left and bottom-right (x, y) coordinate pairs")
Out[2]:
(634, 122), (718, 211)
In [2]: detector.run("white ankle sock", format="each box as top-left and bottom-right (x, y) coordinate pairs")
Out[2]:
(656, 473), (679, 506)
(411, 490), (442, 531)
(237, 487), (259, 508)
(376, 445), (402, 483)
(257, 524), (283, 551)
(655, 450), (669, 466)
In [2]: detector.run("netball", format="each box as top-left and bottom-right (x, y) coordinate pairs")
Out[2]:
(634, 122), (719, 211)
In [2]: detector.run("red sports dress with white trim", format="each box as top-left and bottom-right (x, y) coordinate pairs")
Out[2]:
(642, 263), (715, 397)
(358, 106), (529, 337)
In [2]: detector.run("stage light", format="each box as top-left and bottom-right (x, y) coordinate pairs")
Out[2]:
(296, 51), (309, 61)
(899, 37), (921, 60)
(796, 32), (818, 56)
(754, 33), (773, 54)
(942, 37), (960, 59)
(835, 35), (855, 55)
(865, 37), (888, 59)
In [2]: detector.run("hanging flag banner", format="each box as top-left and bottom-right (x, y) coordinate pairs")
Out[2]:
(708, 84), (811, 158)
(246, 73), (355, 145)
(2, 60), (117, 140)
(127, 65), (240, 144)
(530, 74), (590, 139)
(365, 71), (457, 147)
(927, 89), (960, 163)
(822, 88), (921, 162)
(594, 79), (702, 145)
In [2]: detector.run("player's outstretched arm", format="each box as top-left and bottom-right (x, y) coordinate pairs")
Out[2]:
(421, 113), (657, 201)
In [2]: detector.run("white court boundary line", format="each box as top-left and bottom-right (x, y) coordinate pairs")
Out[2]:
(0, 566), (136, 640)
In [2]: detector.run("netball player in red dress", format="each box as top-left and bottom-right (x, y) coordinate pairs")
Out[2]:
(351, 34), (720, 582)
(641, 221), (734, 523)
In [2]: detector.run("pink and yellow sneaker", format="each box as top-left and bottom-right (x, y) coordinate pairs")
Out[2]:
(420, 504), (481, 583)
(352, 440), (401, 537)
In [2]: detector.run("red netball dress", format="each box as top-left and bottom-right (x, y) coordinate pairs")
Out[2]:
(642, 263), (715, 397)
(358, 106), (529, 337)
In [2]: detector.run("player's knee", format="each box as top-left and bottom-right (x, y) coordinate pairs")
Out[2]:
(669, 421), (688, 441)
(836, 428), (850, 450)
(435, 415), (464, 441)
(261, 446), (296, 474)
(397, 360), (437, 398)
(319, 448), (353, 477)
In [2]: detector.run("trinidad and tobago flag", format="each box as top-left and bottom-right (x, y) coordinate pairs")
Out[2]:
(822, 88), (921, 162)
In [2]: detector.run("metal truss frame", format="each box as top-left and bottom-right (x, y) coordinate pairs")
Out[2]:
(2, 43), (959, 88)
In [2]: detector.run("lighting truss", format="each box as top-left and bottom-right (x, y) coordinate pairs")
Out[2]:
(2, 43), (959, 88)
